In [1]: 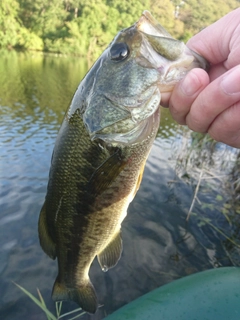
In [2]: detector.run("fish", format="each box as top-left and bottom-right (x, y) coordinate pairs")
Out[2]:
(38, 10), (208, 314)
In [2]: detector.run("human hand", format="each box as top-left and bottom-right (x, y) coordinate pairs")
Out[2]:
(161, 8), (240, 148)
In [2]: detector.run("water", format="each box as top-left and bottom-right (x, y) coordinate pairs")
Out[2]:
(0, 51), (239, 320)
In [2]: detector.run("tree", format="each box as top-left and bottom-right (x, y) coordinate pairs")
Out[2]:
(18, 0), (66, 48)
(0, 0), (43, 50)
(177, 0), (239, 39)
(149, 0), (185, 39)
(1, 0), (239, 57)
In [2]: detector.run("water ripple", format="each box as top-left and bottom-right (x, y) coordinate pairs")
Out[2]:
(0, 51), (239, 320)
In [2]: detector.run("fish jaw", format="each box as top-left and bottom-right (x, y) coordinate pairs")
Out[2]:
(136, 11), (209, 91)
(81, 11), (208, 145)
(137, 10), (173, 38)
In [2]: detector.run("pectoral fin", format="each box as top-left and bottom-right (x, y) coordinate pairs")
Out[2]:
(87, 148), (126, 197)
(38, 201), (56, 259)
(97, 230), (123, 271)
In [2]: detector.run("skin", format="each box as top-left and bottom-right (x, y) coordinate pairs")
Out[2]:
(161, 8), (240, 148)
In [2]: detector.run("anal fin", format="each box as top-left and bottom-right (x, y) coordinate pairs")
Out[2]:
(38, 201), (56, 259)
(97, 230), (123, 272)
(52, 276), (98, 314)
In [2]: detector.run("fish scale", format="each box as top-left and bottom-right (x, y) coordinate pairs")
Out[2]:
(38, 10), (208, 314)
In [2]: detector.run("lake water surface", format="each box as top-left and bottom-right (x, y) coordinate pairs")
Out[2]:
(0, 51), (240, 320)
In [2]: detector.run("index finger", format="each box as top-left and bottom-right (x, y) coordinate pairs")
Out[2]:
(187, 8), (240, 66)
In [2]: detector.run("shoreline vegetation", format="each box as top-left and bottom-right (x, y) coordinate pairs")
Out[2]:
(1, 0), (239, 63)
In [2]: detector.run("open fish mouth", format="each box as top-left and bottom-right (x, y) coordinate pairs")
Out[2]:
(136, 11), (209, 88)
(83, 10), (208, 146)
(137, 10), (173, 38)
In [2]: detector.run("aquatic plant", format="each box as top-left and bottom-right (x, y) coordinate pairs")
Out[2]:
(14, 283), (85, 320)
(170, 126), (240, 266)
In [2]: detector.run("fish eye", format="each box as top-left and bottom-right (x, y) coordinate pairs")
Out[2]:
(110, 42), (129, 61)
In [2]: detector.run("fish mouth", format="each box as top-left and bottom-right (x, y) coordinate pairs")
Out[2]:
(137, 10), (173, 38)
(84, 11), (208, 145)
(136, 11), (209, 89)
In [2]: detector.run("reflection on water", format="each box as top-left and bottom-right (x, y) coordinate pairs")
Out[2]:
(0, 51), (239, 320)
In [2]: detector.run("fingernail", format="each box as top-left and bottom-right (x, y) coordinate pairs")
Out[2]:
(221, 67), (240, 95)
(180, 71), (202, 96)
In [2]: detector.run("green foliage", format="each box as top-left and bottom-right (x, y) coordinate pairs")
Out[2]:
(149, 0), (185, 38)
(0, 0), (239, 58)
(177, 0), (239, 39)
(15, 283), (86, 320)
(0, 0), (43, 50)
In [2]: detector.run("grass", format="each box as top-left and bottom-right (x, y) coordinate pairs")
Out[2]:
(14, 283), (86, 320)
(186, 163), (240, 249)
(171, 129), (240, 253)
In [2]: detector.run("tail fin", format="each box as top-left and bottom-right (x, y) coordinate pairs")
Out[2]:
(52, 277), (98, 314)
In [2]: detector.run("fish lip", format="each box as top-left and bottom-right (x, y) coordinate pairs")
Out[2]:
(189, 49), (209, 71)
(136, 11), (208, 84)
(136, 10), (172, 38)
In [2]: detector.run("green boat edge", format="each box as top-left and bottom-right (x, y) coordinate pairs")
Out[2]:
(104, 267), (240, 320)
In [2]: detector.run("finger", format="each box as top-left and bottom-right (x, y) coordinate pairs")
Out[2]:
(208, 63), (228, 82)
(208, 101), (240, 148)
(160, 91), (171, 108)
(168, 68), (209, 124)
(187, 8), (240, 65)
(186, 65), (240, 133)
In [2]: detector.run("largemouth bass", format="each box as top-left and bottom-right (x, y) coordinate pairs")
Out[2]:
(38, 11), (208, 314)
